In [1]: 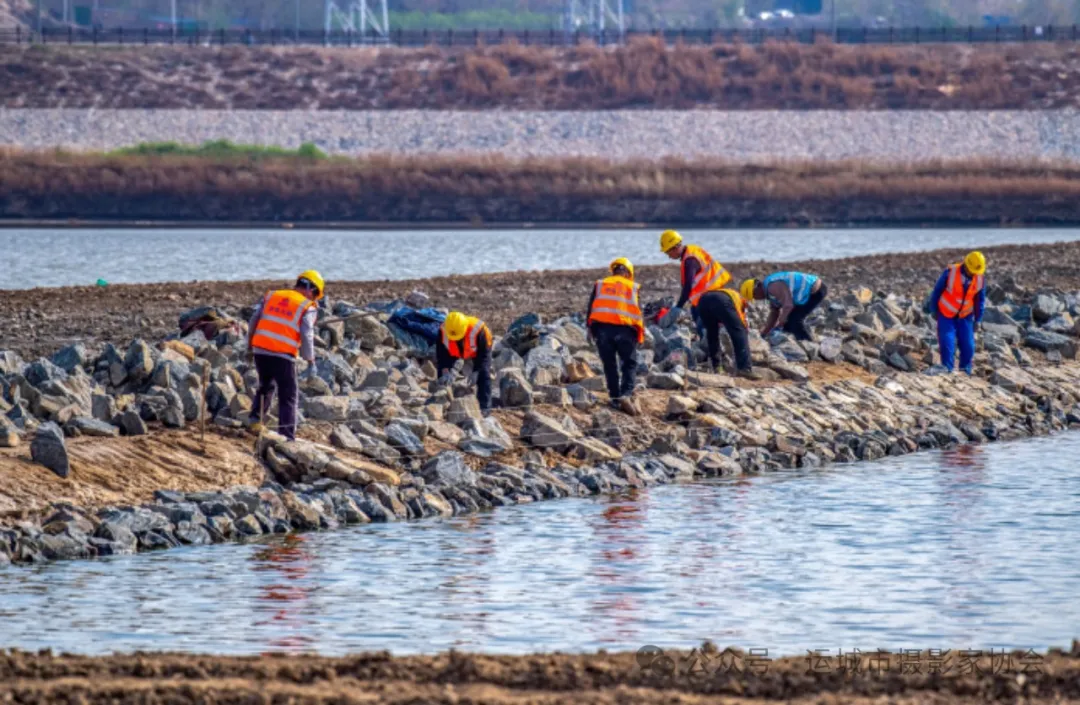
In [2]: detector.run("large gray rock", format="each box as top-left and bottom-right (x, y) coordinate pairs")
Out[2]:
(385, 422), (425, 456)
(1043, 312), (1076, 334)
(1024, 330), (1076, 357)
(524, 337), (570, 387)
(520, 410), (579, 452)
(118, 409), (148, 436)
(346, 315), (393, 351)
(447, 396), (483, 426)
(498, 368), (533, 410)
(549, 321), (590, 353)
(492, 346), (524, 372)
(420, 451), (477, 488)
(646, 371), (685, 390)
(1033, 294), (1065, 323)
(31, 422), (69, 478)
(818, 336), (843, 363)
(0, 350), (23, 377)
(124, 339), (155, 382)
(0, 419), (18, 448)
(458, 417), (514, 457)
(51, 343), (89, 373)
(304, 396), (351, 423)
(25, 359), (67, 387)
(67, 416), (119, 438)
(91, 393), (117, 422)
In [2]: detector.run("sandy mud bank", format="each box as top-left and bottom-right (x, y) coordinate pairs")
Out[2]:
(1, 647), (1079, 703)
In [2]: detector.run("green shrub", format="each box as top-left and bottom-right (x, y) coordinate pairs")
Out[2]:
(110, 140), (327, 159)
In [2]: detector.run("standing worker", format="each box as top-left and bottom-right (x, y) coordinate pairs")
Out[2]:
(246, 270), (324, 440)
(587, 257), (644, 412)
(657, 230), (752, 375)
(437, 311), (494, 416)
(742, 271), (828, 341)
(926, 251), (986, 375)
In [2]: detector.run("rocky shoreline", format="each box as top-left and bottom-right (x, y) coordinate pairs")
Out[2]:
(4, 253), (1080, 566)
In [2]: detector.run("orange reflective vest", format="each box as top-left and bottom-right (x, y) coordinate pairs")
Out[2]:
(718, 288), (749, 328)
(937, 263), (984, 319)
(588, 275), (644, 343)
(441, 317), (492, 360)
(682, 244), (731, 307)
(251, 289), (315, 357)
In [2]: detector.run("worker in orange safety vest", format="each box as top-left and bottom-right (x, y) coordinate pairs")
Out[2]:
(587, 257), (644, 412)
(246, 270), (324, 440)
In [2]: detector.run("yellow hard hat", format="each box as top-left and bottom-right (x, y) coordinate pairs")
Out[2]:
(444, 311), (469, 341)
(610, 257), (634, 278)
(740, 278), (757, 302)
(296, 270), (325, 300)
(964, 251), (986, 276)
(659, 230), (683, 253)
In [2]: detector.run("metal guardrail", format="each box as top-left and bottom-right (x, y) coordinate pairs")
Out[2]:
(0, 24), (1078, 47)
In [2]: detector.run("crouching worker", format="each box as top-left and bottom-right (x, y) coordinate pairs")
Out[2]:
(657, 230), (751, 375)
(926, 251), (986, 375)
(587, 257), (644, 411)
(744, 271), (827, 341)
(246, 270), (324, 440)
(437, 311), (494, 415)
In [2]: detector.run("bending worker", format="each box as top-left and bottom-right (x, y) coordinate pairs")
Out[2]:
(926, 251), (986, 375)
(437, 311), (494, 416)
(246, 270), (324, 440)
(657, 230), (752, 375)
(587, 257), (644, 410)
(742, 271), (827, 341)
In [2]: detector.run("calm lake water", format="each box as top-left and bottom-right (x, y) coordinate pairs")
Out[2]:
(2, 228), (1078, 289)
(2, 433), (1078, 657)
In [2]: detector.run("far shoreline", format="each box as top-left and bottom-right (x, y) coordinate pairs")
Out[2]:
(0, 219), (1069, 231)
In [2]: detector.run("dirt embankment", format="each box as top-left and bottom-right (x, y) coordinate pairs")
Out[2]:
(3, 40), (1080, 109)
(3, 152), (1080, 226)
(2, 647), (1079, 704)
(1, 240), (1076, 360)
(0, 430), (265, 514)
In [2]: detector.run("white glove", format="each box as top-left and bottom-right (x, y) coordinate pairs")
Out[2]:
(659, 306), (682, 329)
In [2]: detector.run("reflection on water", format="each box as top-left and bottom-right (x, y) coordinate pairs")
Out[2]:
(1, 434), (1079, 656)
(2, 228), (1080, 289)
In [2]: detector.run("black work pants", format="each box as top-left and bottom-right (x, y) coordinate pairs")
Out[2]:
(592, 322), (639, 399)
(474, 351), (492, 412)
(783, 283), (828, 341)
(696, 291), (752, 371)
(251, 353), (299, 440)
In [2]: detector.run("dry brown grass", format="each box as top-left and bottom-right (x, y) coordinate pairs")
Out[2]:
(3, 39), (1080, 108)
(2, 149), (1080, 225)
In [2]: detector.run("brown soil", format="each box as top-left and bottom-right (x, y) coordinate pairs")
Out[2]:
(0, 240), (1075, 360)
(1, 647), (1078, 704)
(4, 40), (1080, 109)
(0, 429), (266, 516)
(4, 152), (1080, 226)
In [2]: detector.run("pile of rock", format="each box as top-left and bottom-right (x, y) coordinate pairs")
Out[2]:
(4, 283), (1080, 566)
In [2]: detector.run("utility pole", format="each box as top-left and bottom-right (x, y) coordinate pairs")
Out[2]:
(171, 0), (177, 37)
(295, 0), (300, 40)
(35, 0), (41, 36)
(830, 0), (836, 41)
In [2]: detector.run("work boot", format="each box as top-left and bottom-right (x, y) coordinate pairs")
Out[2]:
(735, 368), (759, 381)
(243, 417), (265, 435)
(617, 397), (641, 416)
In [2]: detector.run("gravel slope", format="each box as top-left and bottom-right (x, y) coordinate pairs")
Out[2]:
(3, 108), (1080, 161)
